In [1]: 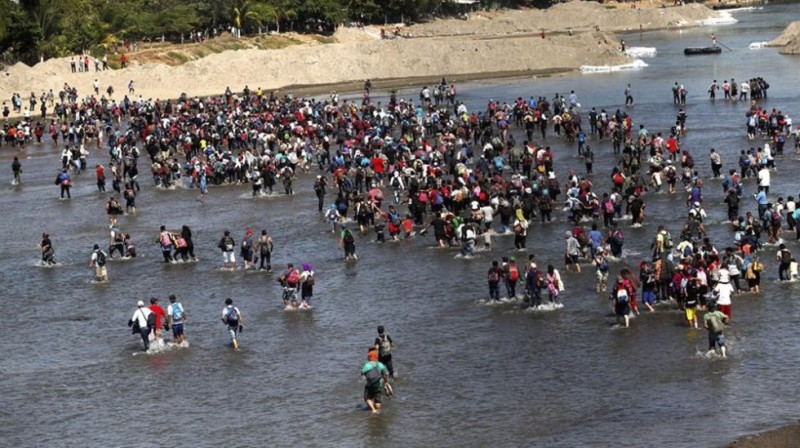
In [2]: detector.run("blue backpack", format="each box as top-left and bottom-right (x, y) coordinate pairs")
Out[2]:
(171, 303), (184, 323)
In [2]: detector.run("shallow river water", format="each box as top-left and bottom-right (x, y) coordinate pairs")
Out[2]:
(2, 6), (800, 447)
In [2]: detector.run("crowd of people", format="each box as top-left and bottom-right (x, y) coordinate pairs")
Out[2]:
(10, 69), (800, 410)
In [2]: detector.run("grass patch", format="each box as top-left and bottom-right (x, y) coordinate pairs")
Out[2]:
(193, 49), (207, 58)
(311, 36), (337, 44)
(166, 51), (189, 64)
(253, 35), (303, 50)
(604, 5), (617, 9)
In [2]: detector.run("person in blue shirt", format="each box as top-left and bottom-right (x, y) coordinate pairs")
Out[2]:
(754, 187), (768, 220)
(588, 224), (604, 259)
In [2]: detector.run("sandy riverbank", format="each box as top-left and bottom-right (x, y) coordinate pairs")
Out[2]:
(767, 20), (800, 54)
(722, 421), (800, 448)
(0, 1), (724, 109)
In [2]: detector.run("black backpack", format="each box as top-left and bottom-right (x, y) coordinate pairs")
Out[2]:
(343, 229), (355, 244)
(96, 250), (107, 266)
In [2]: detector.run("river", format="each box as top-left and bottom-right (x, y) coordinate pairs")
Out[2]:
(2, 5), (800, 447)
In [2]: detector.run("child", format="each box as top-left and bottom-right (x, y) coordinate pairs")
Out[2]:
(124, 233), (136, 258)
(684, 277), (700, 329)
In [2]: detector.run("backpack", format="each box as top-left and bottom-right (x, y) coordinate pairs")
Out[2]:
(343, 229), (355, 244)
(599, 258), (609, 272)
(752, 219), (763, 235)
(781, 249), (792, 264)
(223, 236), (234, 251)
(96, 250), (107, 266)
(379, 336), (392, 356)
(305, 274), (315, 286)
(488, 268), (499, 282)
(146, 311), (156, 329)
(364, 363), (382, 387)
(171, 303), (184, 323)
(391, 176), (400, 188)
(508, 265), (519, 282)
(611, 231), (624, 247)
(772, 210), (781, 227)
(287, 269), (300, 287)
(226, 307), (239, 326)
(389, 211), (401, 226)
(616, 286), (629, 303)
(604, 199), (615, 215)
(707, 312), (724, 333)
(662, 231), (674, 249)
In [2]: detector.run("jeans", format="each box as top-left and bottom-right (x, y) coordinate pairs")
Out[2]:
(139, 327), (150, 351)
(461, 240), (475, 257)
(488, 281), (500, 300)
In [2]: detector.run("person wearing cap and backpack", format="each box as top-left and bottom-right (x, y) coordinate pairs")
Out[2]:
(221, 298), (243, 349)
(128, 300), (153, 352)
(167, 294), (187, 344)
(504, 257), (520, 299)
(361, 348), (390, 414)
(374, 326), (395, 378)
(88, 243), (109, 282)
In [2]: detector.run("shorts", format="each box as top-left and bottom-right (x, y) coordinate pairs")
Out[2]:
(685, 307), (696, 322)
(565, 254), (579, 265)
(364, 385), (382, 404)
(709, 331), (725, 349)
(95, 266), (107, 278)
(172, 323), (184, 338)
(615, 301), (630, 317)
(641, 290), (656, 305)
(227, 325), (239, 341)
(223, 251), (235, 263)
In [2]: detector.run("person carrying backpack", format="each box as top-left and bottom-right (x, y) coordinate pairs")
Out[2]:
(504, 257), (520, 299)
(221, 298), (243, 350)
(167, 294), (187, 344)
(279, 264), (301, 308)
(777, 243), (793, 281)
(374, 326), (395, 378)
(218, 230), (236, 270)
(298, 263), (315, 309)
(88, 243), (109, 282)
(127, 300), (153, 352)
(339, 225), (357, 261)
(612, 274), (633, 328)
(361, 348), (390, 414)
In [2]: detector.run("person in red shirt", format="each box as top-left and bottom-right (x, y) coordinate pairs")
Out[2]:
(149, 297), (168, 340)
(96, 164), (106, 192)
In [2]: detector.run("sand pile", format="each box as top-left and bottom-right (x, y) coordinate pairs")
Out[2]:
(768, 20), (800, 54)
(0, 1), (719, 107)
(406, 2), (719, 37)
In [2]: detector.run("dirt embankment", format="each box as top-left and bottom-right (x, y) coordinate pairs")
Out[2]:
(0, 1), (723, 107)
(768, 21), (800, 54)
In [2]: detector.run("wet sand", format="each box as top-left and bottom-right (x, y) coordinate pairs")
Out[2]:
(723, 422), (800, 447)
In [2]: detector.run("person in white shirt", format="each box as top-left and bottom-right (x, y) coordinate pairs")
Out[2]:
(128, 301), (153, 351)
(757, 165), (771, 194)
(221, 298), (243, 349)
